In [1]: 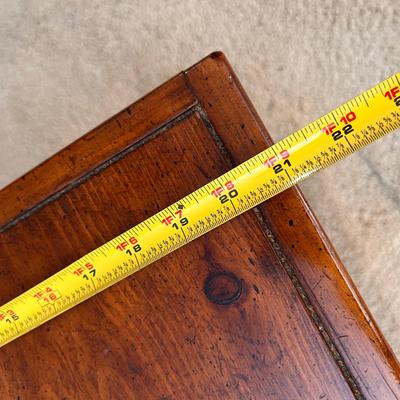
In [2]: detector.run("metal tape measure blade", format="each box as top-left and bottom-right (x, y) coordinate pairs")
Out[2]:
(1, 73), (399, 348)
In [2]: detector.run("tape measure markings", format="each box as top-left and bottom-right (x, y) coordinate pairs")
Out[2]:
(0, 73), (399, 347)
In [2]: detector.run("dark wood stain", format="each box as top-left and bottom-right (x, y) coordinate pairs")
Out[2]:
(0, 52), (399, 399)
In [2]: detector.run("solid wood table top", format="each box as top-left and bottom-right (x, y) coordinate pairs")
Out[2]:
(0, 52), (399, 399)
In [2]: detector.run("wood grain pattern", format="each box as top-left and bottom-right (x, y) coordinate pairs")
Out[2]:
(0, 74), (196, 230)
(0, 52), (399, 399)
(186, 53), (400, 399)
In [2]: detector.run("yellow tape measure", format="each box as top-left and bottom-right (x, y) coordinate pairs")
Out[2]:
(1, 73), (400, 348)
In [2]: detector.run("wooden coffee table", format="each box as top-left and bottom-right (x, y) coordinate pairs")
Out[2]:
(0, 52), (399, 399)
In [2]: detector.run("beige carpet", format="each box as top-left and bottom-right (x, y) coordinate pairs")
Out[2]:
(0, 1), (399, 357)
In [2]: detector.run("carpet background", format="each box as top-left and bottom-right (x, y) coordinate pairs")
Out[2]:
(1, 1), (399, 357)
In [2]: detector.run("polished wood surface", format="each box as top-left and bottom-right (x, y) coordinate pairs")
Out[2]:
(0, 52), (399, 399)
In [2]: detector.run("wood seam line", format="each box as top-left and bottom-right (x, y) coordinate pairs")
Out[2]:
(0, 104), (199, 233)
(193, 103), (363, 400)
(0, 70), (363, 398)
